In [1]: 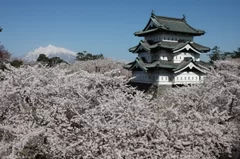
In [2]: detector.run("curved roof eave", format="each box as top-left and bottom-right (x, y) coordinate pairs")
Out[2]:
(173, 61), (207, 74)
(130, 41), (150, 53)
(127, 58), (148, 72)
(173, 42), (201, 54)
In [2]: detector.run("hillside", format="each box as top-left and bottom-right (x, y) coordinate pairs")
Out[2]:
(23, 45), (76, 63)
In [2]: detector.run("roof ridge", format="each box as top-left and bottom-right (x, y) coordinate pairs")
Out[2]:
(155, 15), (184, 21)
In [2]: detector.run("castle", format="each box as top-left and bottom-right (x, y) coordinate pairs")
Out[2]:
(124, 12), (211, 85)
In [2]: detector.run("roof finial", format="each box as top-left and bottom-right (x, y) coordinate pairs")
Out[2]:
(182, 14), (186, 21)
(151, 9), (155, 16)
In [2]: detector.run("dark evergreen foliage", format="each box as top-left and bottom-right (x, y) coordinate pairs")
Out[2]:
(76, 51), (104, 61)
(209, 46), (240, 63)
(10, 59), (24, 68)
(36, 54), (67, 67)
(37, 54), (49, 63)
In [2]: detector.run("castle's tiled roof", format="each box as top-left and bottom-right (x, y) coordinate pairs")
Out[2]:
(129, 40), (210, 53)
(135, 13), (205, 36)
(123, 57), (212, 73)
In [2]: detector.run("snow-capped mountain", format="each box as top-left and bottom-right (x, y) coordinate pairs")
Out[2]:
(23, 44), (77, 63)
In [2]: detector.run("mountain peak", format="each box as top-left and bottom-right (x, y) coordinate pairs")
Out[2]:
(23, 45), (77, 63)
(47, 44), (57, 48)
(47, 44), (53, 47)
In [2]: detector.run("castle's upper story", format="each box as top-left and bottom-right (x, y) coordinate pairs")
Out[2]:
(129, 40), (210, 63)
(134, 12), (205, 38)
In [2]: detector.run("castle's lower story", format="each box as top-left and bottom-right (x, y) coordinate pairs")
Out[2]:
(124, 56), (211, 85)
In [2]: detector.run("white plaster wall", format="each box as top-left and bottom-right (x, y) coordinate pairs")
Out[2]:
(132, 70), (206, 85)
(157, 71), (173, 85)
(173, 71), (205, 84)
(151, 50), (200, 63)
(173, 52), (200, 63)
(145, 33), (194, 42)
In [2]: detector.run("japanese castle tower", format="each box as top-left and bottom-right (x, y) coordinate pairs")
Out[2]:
(124, 12), (211, 85)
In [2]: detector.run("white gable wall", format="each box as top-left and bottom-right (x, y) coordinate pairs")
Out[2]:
(173, 52), (200, 63)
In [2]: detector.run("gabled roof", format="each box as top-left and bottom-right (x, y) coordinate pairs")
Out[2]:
(123, 57), (212, 74)
(173, 41), (210, 53)
(129, 57), (148, 72)
(123, 57), (178, 72)
(191, 42), (210, 52)
(135, 13), (205, 36)
(129, 40), (151, 53)
(173, 58), (210, 73)
(129, 40), (210, 53)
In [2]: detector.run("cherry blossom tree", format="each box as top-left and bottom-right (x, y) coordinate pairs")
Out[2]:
(0, 59), (239, 158)
(159, 59), (240, 158)
(68, 58), (132, 78)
